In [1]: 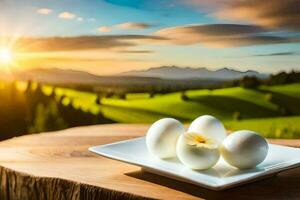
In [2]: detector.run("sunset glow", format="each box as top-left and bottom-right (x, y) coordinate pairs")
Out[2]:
(0, 48), (13, 66)
(0, 0), (299, 74)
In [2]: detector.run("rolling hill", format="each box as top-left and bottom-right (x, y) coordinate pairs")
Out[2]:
(47, 82), (299, 122)
(42, 82), (300, 138)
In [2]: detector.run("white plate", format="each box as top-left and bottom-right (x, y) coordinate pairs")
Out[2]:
(89, 137), (300, 190)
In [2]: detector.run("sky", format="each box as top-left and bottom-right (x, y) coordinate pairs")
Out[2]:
(0, 0), (299, 75)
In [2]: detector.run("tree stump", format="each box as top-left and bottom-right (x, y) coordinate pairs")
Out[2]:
(0, 124), (299, 200)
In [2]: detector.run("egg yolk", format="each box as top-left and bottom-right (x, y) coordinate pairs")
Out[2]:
(194, 135), (206, 144)
(184, 132), (218, 149)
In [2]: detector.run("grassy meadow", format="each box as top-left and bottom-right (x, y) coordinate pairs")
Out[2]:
(37, 82), (300, 139)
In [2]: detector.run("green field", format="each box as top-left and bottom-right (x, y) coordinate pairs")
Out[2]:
(226, 116), (300, 139)
(100, 84), (300, 122)
(40, 83), (300, 139)
(261, 83), (300, 98)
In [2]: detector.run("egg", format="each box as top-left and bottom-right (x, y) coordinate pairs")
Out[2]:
(188, 115), (226, 145)
(220, 130), (269, 169)
(146, 118), (185, 159)
(176, 132), (220, 170)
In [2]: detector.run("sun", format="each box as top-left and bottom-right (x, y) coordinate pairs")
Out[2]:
(0, 48), (13, 65)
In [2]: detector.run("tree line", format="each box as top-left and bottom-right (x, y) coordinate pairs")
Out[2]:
(0, 81), (114, 141)
(225, 71), (300, 89)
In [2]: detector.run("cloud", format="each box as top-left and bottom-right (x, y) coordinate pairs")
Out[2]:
(12, 35), (166, 52)
(155, 24), (296, 48)
(18, 55), (153, 75)
(98, 22), (153, 33)
(116, 50), (154, 54)
(37, 8), (53, 15)
(59, 12), (76, 19)
(217, 0), (300, 30)
(98, 26), (111, 33)
(116, 22), (153, 30)
(252, 52), (297, 57)
(181, 0), (300, 31)
(77, 17), (84, 22)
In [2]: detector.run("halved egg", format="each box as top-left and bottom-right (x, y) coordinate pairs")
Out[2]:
(176, 132), (220, 170)
(188, 115), (226, 145)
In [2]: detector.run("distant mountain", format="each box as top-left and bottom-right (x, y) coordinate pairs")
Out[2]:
(0, 66), (268, 93)
(13, 68), (107, 84)
(10, 67), (217, 83)
(5, 68), (225, 92)
(121, 66), (269, 80)
(11, 68), (166, 85)
(3, 66), (268, 85)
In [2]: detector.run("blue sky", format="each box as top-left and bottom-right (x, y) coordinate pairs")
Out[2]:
(0, 0), (299, 75)
(1, 0), (213, 36)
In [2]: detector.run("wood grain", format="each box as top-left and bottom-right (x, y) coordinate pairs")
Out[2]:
(0, 124), (299, 200)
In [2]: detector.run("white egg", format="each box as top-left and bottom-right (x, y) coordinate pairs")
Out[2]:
(146, 118), (185, 159)
(188, 115), (226, 145)
(220, 130), (269, 169)
(176, 132), (220, 170)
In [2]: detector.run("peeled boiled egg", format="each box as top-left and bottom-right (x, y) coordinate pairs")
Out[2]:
(176, 132), (220, 170)
(146, 118), (185, 159)
(220, 130), (269, 169)
(188, 115), (226, 145)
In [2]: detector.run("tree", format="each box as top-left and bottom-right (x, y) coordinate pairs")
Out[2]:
(95, 95), (102, 105)
(240, 76), (261, 88)
(232, 111), (242, 121)
(28, 101), (68, 133)
(265, 93), (273, 102)
(268, 71), (300, 85)
(180, 91), (189, 101)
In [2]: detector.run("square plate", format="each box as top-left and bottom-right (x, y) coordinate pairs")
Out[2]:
(89, 137), (300, 190)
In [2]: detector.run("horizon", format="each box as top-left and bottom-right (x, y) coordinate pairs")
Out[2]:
(11, 65), (298, 78)
(0, 0), (299, 75)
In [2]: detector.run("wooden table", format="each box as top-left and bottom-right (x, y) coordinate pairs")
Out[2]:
(0, 124), (300, 200)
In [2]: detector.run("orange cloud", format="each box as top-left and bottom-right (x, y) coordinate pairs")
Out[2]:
(59, 12), (76, 19)
(116, 50), (154, 54)
(216, 0), (300, 30)
(98, 26), (111, 33)
(181, 0), (300, 31)
(17, 54), (157, 75)
(116, 22), (153, 30)
(155, 24), (294, 47)
(37, 8), (53, 15)
(10, 35), (165, 52)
